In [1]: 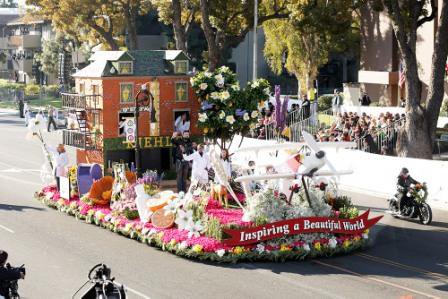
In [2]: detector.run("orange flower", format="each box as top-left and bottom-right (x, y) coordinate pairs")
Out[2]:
(125, 171), (137, 184)
(89, 176), (114, 205)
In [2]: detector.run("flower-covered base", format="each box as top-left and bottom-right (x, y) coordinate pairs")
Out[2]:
(35, 186), (370, 263)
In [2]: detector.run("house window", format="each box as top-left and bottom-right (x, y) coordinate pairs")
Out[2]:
(79, 83), (85, 94)
(92, 84), (99, 95)
(120, 83), (134, 103)
(175, 82), (188, 102)
(118, 61), (133, 74)
(174, 60), (188, 74)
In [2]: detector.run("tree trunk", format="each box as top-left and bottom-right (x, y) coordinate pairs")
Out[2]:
(200, 0), (220, 70)
(127, 7), (139, 50)
(426, 0), (448, 143)
(172, 0), (188, 52)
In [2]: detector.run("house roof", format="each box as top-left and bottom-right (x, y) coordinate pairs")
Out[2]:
(7, 15), (46, 26)
(73, 50), (190, 78)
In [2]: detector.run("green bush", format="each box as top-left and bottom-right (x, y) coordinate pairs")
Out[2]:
(317, 95), (333, 111)
(441, 99), (448, 116)
(43, 85), (59, 97)
(25, 84), (40, 96)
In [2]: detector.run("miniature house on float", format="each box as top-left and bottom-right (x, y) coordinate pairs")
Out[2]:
(61, 50), (200, 172)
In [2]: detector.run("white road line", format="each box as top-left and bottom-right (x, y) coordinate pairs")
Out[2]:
(0, 168), (40, 173)
(0, 173), (41, 186)
(0, 224), (14, 234)
(125, 286), (151, 299)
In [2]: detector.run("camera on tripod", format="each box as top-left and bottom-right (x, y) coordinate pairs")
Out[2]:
(4, 263), (25, 299)
(73, 264), (126, 299)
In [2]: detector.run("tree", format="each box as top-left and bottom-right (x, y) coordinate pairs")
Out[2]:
(376, 0), (448, 158)
(263, 0), (358, 95)
(153, 0), (289, 70)
(27, 0), (151, 50)
(34, 36), (68, 75)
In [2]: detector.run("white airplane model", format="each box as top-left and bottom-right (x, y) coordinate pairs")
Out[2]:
(234, 131), (353, 208)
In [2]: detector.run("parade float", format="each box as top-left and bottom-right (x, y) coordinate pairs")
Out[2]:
(34, 64), (381, 263)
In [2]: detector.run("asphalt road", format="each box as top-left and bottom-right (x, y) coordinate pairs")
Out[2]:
(1, 110), (447, 299)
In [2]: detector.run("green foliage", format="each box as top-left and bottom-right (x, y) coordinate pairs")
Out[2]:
(263, 0), (359, 93)
(441, 99), (448, 116)
(338, 206), (359, 219)
(191, 66), (270, 146)
(34, 39), (64, 75)
(123, 208), (140, 220)
(317, 95), (333, 111)
(25, 84), (40, 96)
(204, 216), (223, 240)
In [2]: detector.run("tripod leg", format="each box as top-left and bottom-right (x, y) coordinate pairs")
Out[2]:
(301, 176), (313, 209)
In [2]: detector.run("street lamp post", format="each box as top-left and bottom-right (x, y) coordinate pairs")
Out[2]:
(252, 0), (258, 81)
(134, 83), (152, 178)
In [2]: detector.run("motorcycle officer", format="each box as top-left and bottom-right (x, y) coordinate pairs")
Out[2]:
(0, 250), (25, 299)
(396, 168), (419, 215)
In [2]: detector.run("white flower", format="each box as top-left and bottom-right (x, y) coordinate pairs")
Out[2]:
(221, 90), (230, 100)
(148, 228), (158, 236)
(187, 220), (203, 238)
(362, 233), (369, 239)
(256, 244), (265, 253)
(141, 227), (150, 235)
(231, 84), (240, 91)
(204, 71), (212, 78)
(215, 74), (224, 87)
(264, 87), (270, 95)
(163, 199), (180, 215)
(220, 66), (230, 73)
(219, 110), (226, 119)
(249, 123), (257, 130)
(226, 115), (235, 124)
(175, 209), (194, 230)
(251, 81), (260, 88)
(190, 78), (195, 85)
(303, 243), (311, 251)
(251, 110), (259, 118)
(199, 82), (208, 90)
(216, 249), (226, 257)
(243, 112), (250, 121)
(210, 92), (220, 99)
(328, 238), (337, 249)
(198, 113), (208, 123)
(45, 192), (54, 200)
(178, 241), (188, 250)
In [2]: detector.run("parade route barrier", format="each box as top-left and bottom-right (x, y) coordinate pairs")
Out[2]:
(326, 149), (448, 211)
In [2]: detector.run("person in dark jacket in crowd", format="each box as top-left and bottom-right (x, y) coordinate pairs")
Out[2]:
(359, 92), (371, 106)
(301, 95), (311, 119)
(0, 250), (25, 299)
(396, 168), (419, 214)
(171, 131), (192, 193)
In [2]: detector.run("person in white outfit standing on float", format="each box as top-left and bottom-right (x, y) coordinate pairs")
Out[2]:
(183, 143), (210, 188)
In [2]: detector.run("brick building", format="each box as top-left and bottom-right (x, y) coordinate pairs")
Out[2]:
(62, 50), (200, 172)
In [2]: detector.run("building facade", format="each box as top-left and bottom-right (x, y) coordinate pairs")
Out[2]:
(62, 50), (200, 172)
(358, 1), (448, 105)
(0, 15), (56, 84)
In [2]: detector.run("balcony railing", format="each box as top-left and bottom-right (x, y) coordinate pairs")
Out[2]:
(63, 130), (101, 150)
(61, 93), (102, 110)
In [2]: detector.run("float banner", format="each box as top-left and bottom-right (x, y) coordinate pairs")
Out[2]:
(222, 210), (382, 246)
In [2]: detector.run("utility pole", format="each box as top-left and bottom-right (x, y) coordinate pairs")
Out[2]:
(252, 0), (258, 81)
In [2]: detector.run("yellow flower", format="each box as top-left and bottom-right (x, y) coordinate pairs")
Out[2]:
(353, 236), (361, 242)
(203, 127), (209, 133)
(343, 240), (351, 248)
(169, 239), (177, 246)
(157, 231), (165, 239)
(314, 242), (321, 251)
(233, 246), (244, 254)
(58, 199), (66, 206)
(363, 229), (370, 235)
(192, 244), (203, 253)
(280, 244), (292, 252)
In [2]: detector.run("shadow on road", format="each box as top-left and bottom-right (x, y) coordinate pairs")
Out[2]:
(0, 203), (45, 212)
(0, 118), (25, 127)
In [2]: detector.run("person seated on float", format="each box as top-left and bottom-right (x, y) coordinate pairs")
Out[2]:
(174, 113), (190, 134)
(396, 167), (420, 215)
